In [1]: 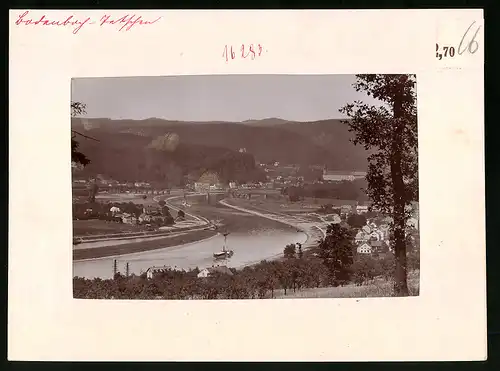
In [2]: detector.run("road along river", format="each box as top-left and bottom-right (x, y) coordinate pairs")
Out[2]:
(73, 197), (308, 279)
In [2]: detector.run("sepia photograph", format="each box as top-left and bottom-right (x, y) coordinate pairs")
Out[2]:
(71, 74), (420, 300)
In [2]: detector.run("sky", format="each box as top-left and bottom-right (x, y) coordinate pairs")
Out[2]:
(71, 74), (382, 122)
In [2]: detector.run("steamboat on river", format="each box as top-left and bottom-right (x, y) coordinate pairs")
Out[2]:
(213, 232), (234, 260)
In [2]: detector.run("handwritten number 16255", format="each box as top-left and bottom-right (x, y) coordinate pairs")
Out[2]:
(223, 44), (264, 62)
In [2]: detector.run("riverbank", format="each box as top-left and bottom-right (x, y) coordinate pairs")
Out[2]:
(219, 198), (326, 247)
(73, 229), (217, 261)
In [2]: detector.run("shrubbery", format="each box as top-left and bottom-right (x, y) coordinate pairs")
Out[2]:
(350, 253), (394, 285)
(73, 201), (145, 220)
(317, 204), (341, 215)
(73, 201), (175, 227)
(283, 180), (368, 201)
(73, 250), (407, 300)
(74, 258), (331, 300)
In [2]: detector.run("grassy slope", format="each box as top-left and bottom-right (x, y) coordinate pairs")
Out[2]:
(271, 270), (420, 298)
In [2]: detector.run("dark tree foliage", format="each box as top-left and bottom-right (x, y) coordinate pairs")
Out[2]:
(283, 180), (368, 202)
(317, 204), (341, 215)
(347, 214), (367, 229)
(71, 101), (91, 167)
(74, 256), (333, 300)
(317, 223), (355, 284)
(87, 182), (99, 203)
(74, 252), (411, 299)
(283, 244), (297, 259)
(297, 244), (303, 259)
(339, 74), (418, 296)
(75, 131), (267, 186)
(72, 139), (90, 166)
(161, 206), (170, 217)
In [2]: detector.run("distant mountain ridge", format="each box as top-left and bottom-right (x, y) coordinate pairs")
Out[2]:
(71, 117), (370, 184)
(75, 116), (336, 127)
(241, 117), (296, 126)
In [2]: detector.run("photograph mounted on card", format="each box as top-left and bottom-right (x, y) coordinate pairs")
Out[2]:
(9, 9), (485, 362)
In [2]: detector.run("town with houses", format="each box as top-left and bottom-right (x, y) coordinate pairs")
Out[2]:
(73, 158), (419, 257)
(74, 155), (369, 194)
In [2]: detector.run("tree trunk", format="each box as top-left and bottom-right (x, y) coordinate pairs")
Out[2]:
(391, 94), (410, 297)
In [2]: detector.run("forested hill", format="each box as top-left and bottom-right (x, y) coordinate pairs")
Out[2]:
(71, 117), (370, 184)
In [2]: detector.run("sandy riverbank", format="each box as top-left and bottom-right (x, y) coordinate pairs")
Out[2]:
(169, 198), (298, 235)
(219, 199), (326, 246)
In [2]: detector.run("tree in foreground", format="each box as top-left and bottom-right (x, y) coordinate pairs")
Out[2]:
(283, 244), (297, 259)
(87, 182), (99, 203)
(347, 213), (367, 229)
(339, 74), (418, 296)
(71, 102), (90, 167)
(161, 206), (171, 217)
(297, 243), (303, 259)
(317, 223), (355, 285)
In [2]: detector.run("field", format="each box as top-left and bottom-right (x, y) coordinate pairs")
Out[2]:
(229, 196), (356, 215)
(224, 198), (321, 223)
(174, 202), (298, 234)
(73, 219), (144, 236)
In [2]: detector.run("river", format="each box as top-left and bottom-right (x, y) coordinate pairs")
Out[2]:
(73, 229), (307, 279)
(74, 195), (309, 279)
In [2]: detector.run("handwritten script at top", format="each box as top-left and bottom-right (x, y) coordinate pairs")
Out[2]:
(14, 11), (162, 34)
